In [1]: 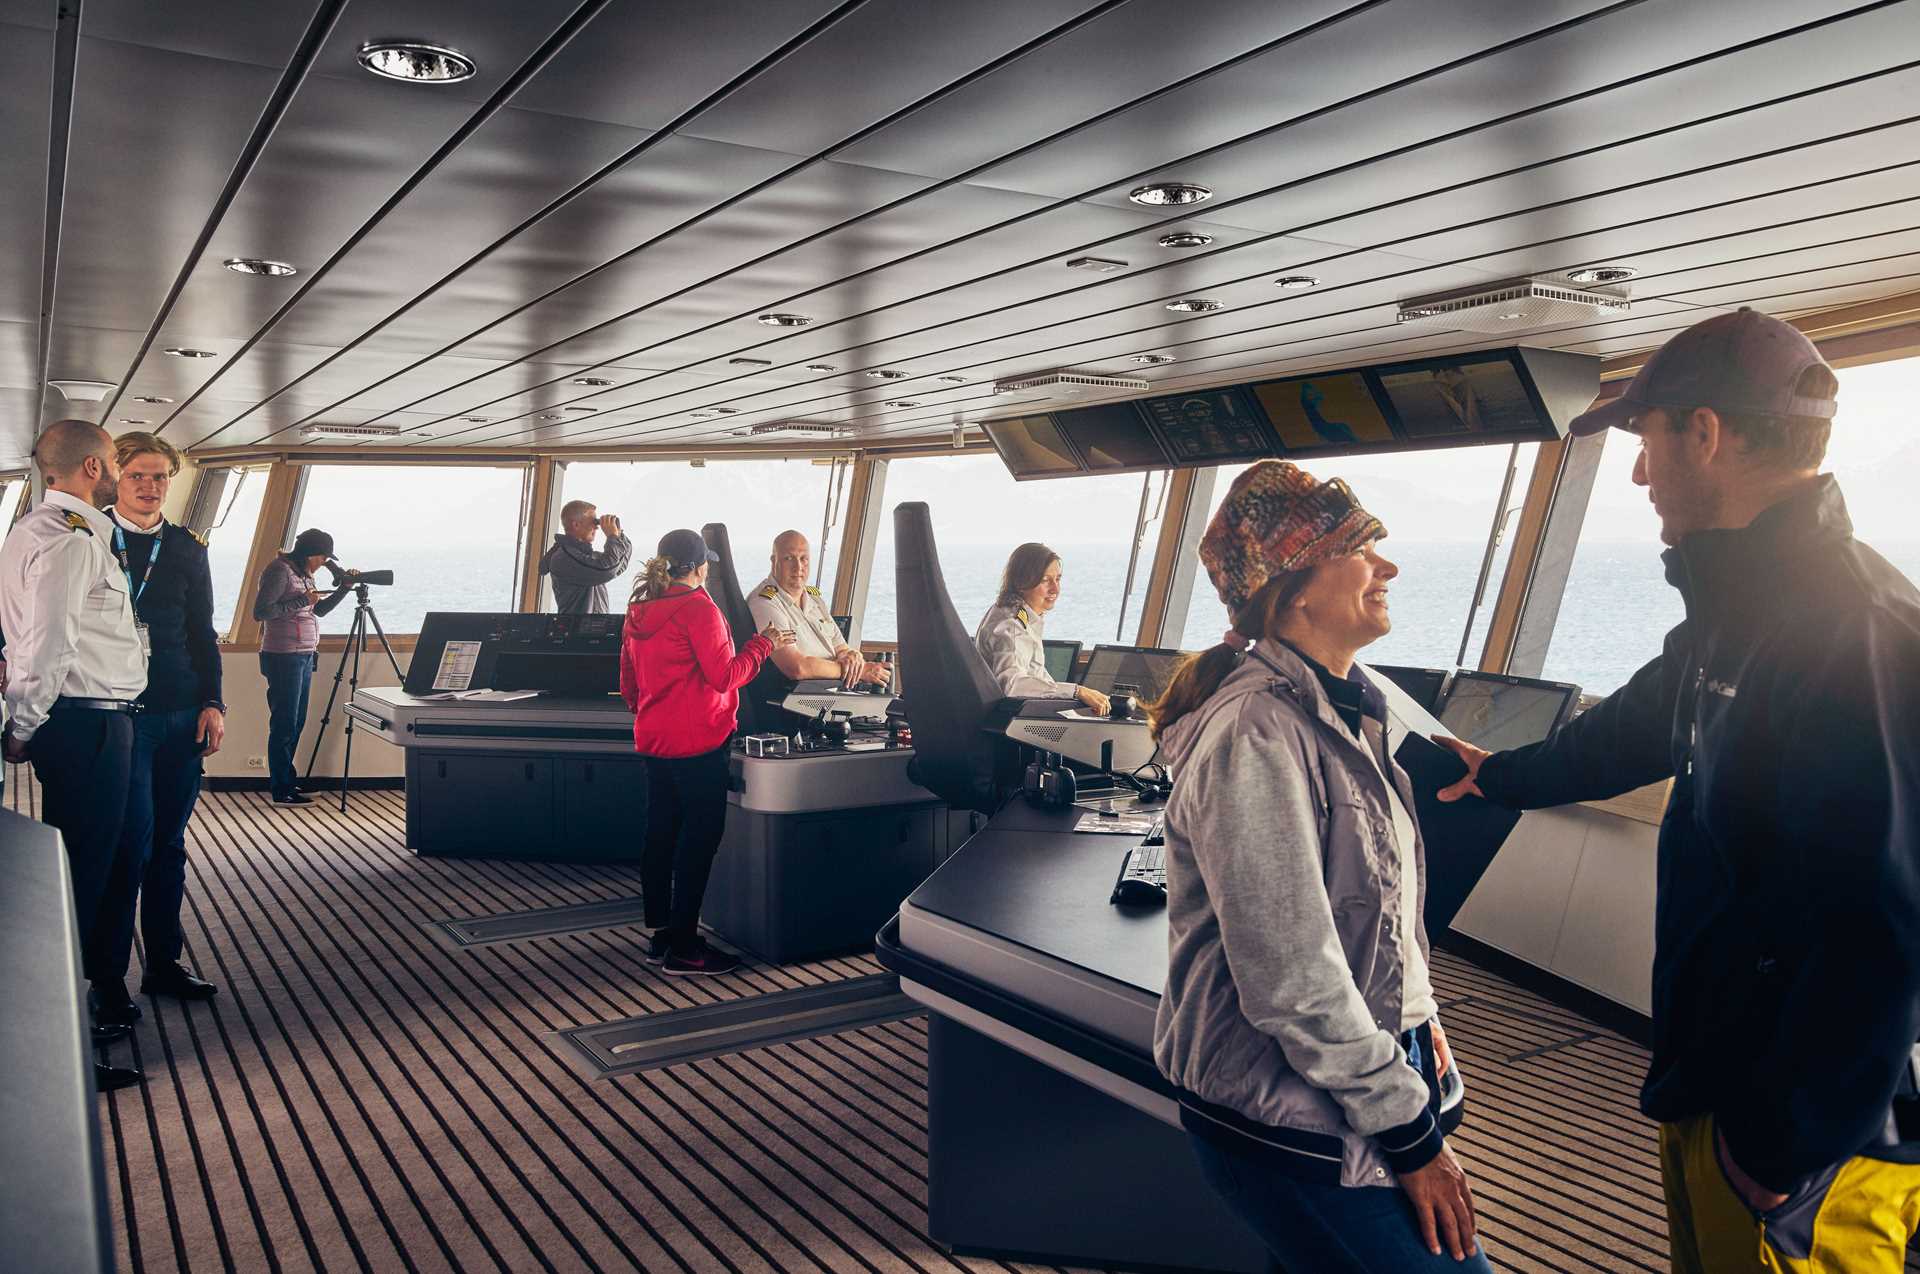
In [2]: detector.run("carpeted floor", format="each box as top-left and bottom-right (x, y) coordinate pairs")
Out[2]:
(6, 775), (1689, 1272)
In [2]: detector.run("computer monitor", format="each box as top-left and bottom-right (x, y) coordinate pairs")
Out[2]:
(1367, 664), (1449, 715)
(832, 614), (852, 639)
(1137, 386), (1279, 465)
(1436, 670), (1581, 753)
(1043, 639), (1082, 684)
(1369, 351), (1550, 439)
(1081, 644), (1187, 705)
(983, 413), (1083, 480)
(1053, 401), (1170, 475)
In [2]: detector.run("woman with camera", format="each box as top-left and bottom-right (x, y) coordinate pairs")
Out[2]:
(620, 528), (792, 977)
(973, 541), (1110, 715)
(1147, 461), (1490, 1273)
(252, 528), (354, 807)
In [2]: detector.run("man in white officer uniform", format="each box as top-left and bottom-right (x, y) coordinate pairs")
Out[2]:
(0, 420), (148, 1092)
(747, 530), (890, 689)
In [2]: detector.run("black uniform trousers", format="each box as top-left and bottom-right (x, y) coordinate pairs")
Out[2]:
(27, 704), (135, 985)
(98, 706), (205, 979)
(640, 746), (731, 948)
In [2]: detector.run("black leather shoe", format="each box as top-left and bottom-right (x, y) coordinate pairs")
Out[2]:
(272, 791), (313, 806)
(92, 983), (142, 1027)
(90, 1022), (132, 1045)
(141, 962), (219, 1000)
(94, 1062), (143, 1092)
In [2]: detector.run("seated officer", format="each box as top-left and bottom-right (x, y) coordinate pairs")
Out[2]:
(975, 541), (1110, 715)
(747, 530), (890, 689)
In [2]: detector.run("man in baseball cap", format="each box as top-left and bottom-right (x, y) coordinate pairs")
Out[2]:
(1433, 307), (1920, 1270)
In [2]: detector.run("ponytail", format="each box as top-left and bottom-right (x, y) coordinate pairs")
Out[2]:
(630, 554), (676, 604)
(1145, 569), (1312, 741)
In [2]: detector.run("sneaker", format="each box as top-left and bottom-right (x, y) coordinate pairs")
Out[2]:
(272, 791), (313, 806)
(662, 940), (741, 978)
(644, 930), (671, 966)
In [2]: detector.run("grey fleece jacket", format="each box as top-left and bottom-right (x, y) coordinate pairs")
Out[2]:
(1152, 641), (1463, 1188)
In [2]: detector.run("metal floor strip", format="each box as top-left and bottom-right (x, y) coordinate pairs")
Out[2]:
(560, 974), (921, 1077)
(433, 896), (648, 948)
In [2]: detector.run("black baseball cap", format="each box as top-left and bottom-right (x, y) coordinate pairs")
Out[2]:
(289, 528), (334, 558)
(1571, 307), (1838, 435)
(657, 528), (718, 572)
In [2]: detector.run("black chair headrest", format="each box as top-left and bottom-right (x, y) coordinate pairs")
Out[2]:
(702, 522), (776, 735)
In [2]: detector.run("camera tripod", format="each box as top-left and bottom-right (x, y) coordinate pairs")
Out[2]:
(304, 583), (403, 813)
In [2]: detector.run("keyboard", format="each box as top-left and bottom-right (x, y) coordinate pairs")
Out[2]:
(1109, 817), (1168, 906)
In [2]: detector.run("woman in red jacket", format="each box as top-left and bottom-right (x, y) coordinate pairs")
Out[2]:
(620, 528), (792, 976)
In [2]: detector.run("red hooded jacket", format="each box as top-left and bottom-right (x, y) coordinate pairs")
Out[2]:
(619, 585), (771, 757)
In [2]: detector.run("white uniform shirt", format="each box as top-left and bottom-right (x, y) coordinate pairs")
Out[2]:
(0, 490), (148, 741)
(747, 577), (846, 662)
(974, 600), (1070, 699)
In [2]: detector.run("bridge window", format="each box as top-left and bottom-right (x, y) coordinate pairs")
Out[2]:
(204, 467), (269, 637)
(1542, 357), (1920, 694)
(291, 464), (530, 633)
(557, 458), (849, 607)
(862, 454), (1163, 646)
(1179, 445), (1539, 668)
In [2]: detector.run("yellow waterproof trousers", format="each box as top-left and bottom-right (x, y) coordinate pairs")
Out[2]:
(1659, 1115), (1920, 1272)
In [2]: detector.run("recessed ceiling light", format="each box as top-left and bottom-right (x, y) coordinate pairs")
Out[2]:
(1274, 275), (1321, 291)
(757, 313), (814, 328)
(805, 363), (836, 372)
(1066, 256), (1128, 274)
(1129, 182), (1212, 207)
(539, 413), (562, 420)
(131, 394), (173, 404)
(1157, 230), (1214, 249)
(570, 376), (613, 387)
(164, 347), (217, 359)
(1565, 265), (1638, 284)
(1131, 354), (1175, 365)
(936, 375), (966, 383)
(222, 257), (297, 278)
(119, 418), (148, 425)
(564, 405), (597, 412)
(1164, 299), (1223, 313)
(713, 407), (740, 415)
(867, 370), (908, 380)
(883, 400), (920, 408)
(729, 357), (772, 368)
(1498, 312), (1526, 321)
(357, 41), (477, 84)
(415, 431), (432, 437)
(462, 415), (489, 423)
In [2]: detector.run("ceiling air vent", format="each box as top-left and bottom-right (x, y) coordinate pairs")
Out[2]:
(991, 371), (1150, 397)
(1395, 278), (1629, 332)
(301, 422), (403, 439)
(739, 421), (848, 437)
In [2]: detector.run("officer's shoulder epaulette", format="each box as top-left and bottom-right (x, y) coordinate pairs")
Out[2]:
(62, 511), (92, 536)
(186, 527), (209, 548)
(805, 585), (822, 598)
(1013, 606), (1030, 628)
(757, 585), (779, 600)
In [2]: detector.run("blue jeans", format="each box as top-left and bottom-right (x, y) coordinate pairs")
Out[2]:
(260, 652), (316, 798)
(99, 707), (206, 978)
(1189, 1134), (1497, 1274)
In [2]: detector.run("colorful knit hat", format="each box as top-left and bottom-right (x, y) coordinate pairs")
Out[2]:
(1199, 460), (1387, 614)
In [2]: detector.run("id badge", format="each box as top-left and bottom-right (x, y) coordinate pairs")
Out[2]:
(134, 622), (151, 655)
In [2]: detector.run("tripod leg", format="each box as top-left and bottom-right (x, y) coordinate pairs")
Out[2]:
(304, 622), (357, 788)
(364, 604), (403, 680)
(338, 605), (367, 813)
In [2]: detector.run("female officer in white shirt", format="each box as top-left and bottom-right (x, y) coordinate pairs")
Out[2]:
(973, 542), (1110, 714)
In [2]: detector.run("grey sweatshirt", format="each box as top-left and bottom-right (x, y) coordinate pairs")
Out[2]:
(538, 532), (632, 614)
(1152, 641), (1462, 1187)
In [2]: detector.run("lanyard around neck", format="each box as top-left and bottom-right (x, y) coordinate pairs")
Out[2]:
(112, 521), (163, 606)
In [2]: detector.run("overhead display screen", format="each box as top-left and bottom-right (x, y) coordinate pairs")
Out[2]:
(1054, 401), (1168, 473)
(1373, 353), (1543, 438)
(1251, 371), (1398, 451)
(1138, 386), (1277, 465)
(983, 414), (1082, 479)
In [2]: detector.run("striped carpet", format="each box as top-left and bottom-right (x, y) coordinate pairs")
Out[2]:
(4, 775), (1685, 1272)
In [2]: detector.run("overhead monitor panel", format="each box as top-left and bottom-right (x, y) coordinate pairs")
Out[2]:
(1437, 670), (1580, 754)
(1053, 401), (1168, 474)
(1251, 371), (1398, 453)
(1138, 386), (1278, 465)
(1372, 352), (1548, 440)
(984, 414), (1082, 480)
(1081, 644), (1187, 703)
